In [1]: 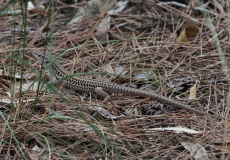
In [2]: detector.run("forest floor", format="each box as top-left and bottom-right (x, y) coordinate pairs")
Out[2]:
(0, 0), (229, 159)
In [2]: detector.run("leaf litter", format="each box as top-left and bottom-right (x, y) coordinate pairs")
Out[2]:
(0, 0), (229, 159)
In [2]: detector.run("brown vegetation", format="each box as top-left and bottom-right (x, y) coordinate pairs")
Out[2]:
(0, 0), (229, 159)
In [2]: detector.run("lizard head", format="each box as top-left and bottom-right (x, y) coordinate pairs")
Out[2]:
(32, 52), (51, 68)
(32, 52), (67, 76)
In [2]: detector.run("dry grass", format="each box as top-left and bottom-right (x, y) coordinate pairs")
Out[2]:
(0, 0), (229, 159)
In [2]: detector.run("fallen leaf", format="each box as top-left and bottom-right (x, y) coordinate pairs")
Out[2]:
(146, 125), (201, 134)
(108, 1), (128, 15)
(189, 80), (198, 99)
(178, 24), (199, 42)
(178, 136), (208, 160)
(27, 1), (36, 11)
(103, 64), (127, 76)
(134, 71), (152, 81)
(0, 69), (3, 75)
(70, 0), (116, 23)
(12, 81), (46, 94)
(95, 16), (111, 41)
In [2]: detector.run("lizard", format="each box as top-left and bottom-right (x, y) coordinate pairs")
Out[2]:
(32, 52), (222, 119)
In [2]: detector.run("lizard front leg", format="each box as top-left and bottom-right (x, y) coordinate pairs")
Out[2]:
(95, 87), (112, 102)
